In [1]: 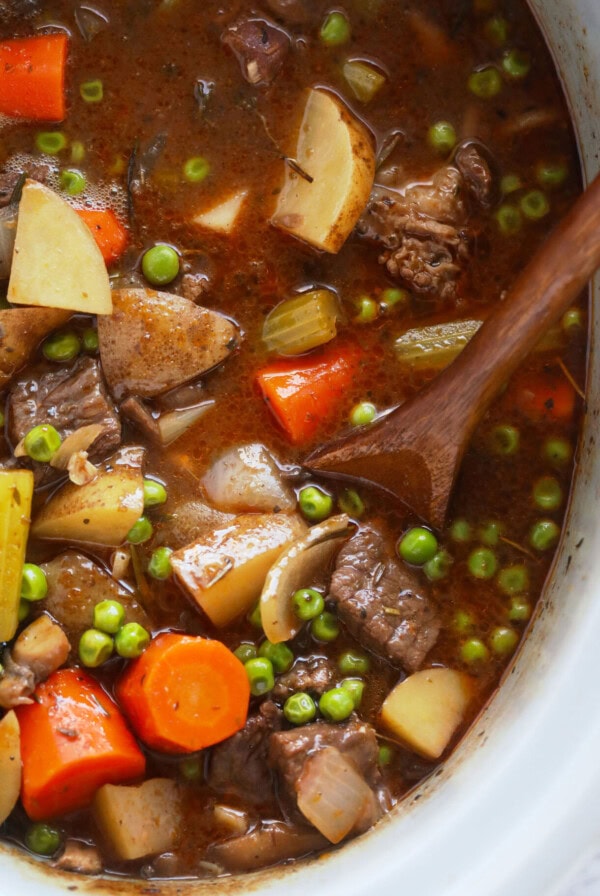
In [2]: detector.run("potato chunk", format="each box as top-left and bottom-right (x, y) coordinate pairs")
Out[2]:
(8, 181), (112, 315)
(0, 469), (34, 642)
(171, 513), (306, 627)
(0, 307), (71, 390)
(271, 88), (375, 253)
(380, 668), (474, 760)
(193, 189), (248, 233)
(0, 710), (21, 825)
(93, 778), (182, 861)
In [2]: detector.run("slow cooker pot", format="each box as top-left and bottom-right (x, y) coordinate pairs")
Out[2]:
(2, 1), (600, 894)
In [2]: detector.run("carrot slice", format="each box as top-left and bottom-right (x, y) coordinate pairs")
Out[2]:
(255, 343), (361, 444)
(76, 208), (129, 264)
(115, 633), (250, 754)
(16, 668), (145, 821)
(0, 35), (68, 122)
(509, 370), (576, 422)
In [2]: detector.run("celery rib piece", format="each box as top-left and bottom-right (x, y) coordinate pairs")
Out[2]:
(263, 289), (340, 355)
(0, 470), (34, 641)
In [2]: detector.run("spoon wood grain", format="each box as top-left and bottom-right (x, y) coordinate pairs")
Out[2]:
(305, 171), (600, 529)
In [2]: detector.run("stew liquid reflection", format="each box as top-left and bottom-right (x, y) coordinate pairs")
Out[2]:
(0, 0), (587, 880)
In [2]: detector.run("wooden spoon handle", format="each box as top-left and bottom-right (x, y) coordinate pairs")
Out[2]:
(426, 171), (600, 431)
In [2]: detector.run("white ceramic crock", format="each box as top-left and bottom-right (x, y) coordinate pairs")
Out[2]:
(2, 2), (600, 894)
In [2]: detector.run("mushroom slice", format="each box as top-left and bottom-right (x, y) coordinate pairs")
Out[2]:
(261, 513), (354, 643)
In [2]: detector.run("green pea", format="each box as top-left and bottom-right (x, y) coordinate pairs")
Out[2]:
(319, 687), (354, 721)
(82, 327), (99, 353)
(449, 518), (472, 543)
(114, 622), (150, 658)
(93, 599), (125, 634)
(501, 48), (531, 79)
(338, 488), (365, 518)
(467, 546), (497, 579)
(484, 15), (509, 45)
(495, 203), (522, 236)
(500, 173), (523, 195)
(18, 599), (31, 623)
(427, 121), (457, 156)
(79, 628), (114, 667)
(338, 650), (370, 675)
(284, 692), (317, 725)
(20, 563), (48, 602)
(142, 244), (180, 286)
(536, 161), (568, 188)
(468, 66), (503, 99)
(529, 519), (560, 552)
(460, 637), (490, 664)
(319, 11), (351, 46)
(147, 546), (173, 580)
(349, 401), (377, 426)
(292, 587), (325, 622)
(453, 609), (474, 633)
(127, 515), (153, 544)
(42, 330), (81, 362)
(23, 424), (61, 462)
(35, 131), (67, 154)
(179, 755), (203, 781)
(80, 79), (103, 102)
(562, 308), (585, 334)
(244, 656), (275, 696)
(380, 287), (408, 309)
(183, 156), (210, 182)
(489, 625), (519, 655)
(354, 295), (379, 323)
(143, 478), (168, 507)
(311, 611), (340, 643)
(532, 475), (563, 511)
(234, 642), (257, 664)
(298, 485), (333, 522)
(477, 520), (504, 547)
(508, 595), (532, 622)
(378, 744), (394, 766)
(542, 436), (572, 467)
(25, 822), (62, 857)
(497, 564), (529, 596)
(488, 423), (520, 455)
(398, 527), (438, 565)
(247, 601), (263, 630)
(340, 677), (365, 709)
(59, 168), (86, 196)
(423, 549), (453, 581)
(258, 639), (294, 674)
(520, 189), (550, 220)
(70, 140), (86, 163)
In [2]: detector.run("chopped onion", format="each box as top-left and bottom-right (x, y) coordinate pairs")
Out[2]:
(49, 424), (105, 469)
(202, 443), (295, 513)
(74, 5), (110, 42)
(0, 203), (18, 281)
(111, 548), (131, 581)
(261, 514), (353, 643)
(296, 747), (380, 844)
(342, 60), (386, 104)
(262, 289), (340, 356)
(157, 401), (214, 446)
(67, 451), (98, 485)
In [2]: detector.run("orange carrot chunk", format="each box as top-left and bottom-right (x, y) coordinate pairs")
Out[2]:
(510, 370), (576, 422)
(76, 208), (129, 264)
(115, 633), (250, 754)
(0, 35), (68, 121)
(255, 343), (361, 444)
(16, 668), (145, 821)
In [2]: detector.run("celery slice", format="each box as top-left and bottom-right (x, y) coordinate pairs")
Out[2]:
(0, 470), (34, 641)
(262, 290), (340, 355)
(342, 60), (386, 103)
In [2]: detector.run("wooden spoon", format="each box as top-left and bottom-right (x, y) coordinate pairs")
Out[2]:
(305, 171), (600, 529)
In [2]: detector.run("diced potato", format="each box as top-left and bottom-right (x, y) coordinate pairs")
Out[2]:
(271, 88), (375, 253)
(98, 288), (240, 399)
(93, 778), (182, 861)
(380, 668), (474, 760)
(0, 710), (21, 825)
(0, 470), (34, 642)
(193, 189), (248, 233)
(31, 447), (144, 546)
(8, 180), (112, 315)
(0, 307), (72, 390)
(171, 513), (307, 627)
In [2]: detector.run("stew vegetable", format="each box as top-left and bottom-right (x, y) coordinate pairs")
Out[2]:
(0, 0), (585, 880)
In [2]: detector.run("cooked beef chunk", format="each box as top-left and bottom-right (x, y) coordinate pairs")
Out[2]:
(271, 656), (337, 700)
(454, 141), (494, 207)
(222, 17), (290, 86)
(180, 271), (211, 303)
(207, 821), (327, 873)
(207, 701), (282, 807)
(53, 840), (102, 875)
(269, 718), (381, 794)
(0, 652), (35, 708)
(8, 357), (121, 459)
(0, 161), (53, 208)
(329, 524), (440, 671)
